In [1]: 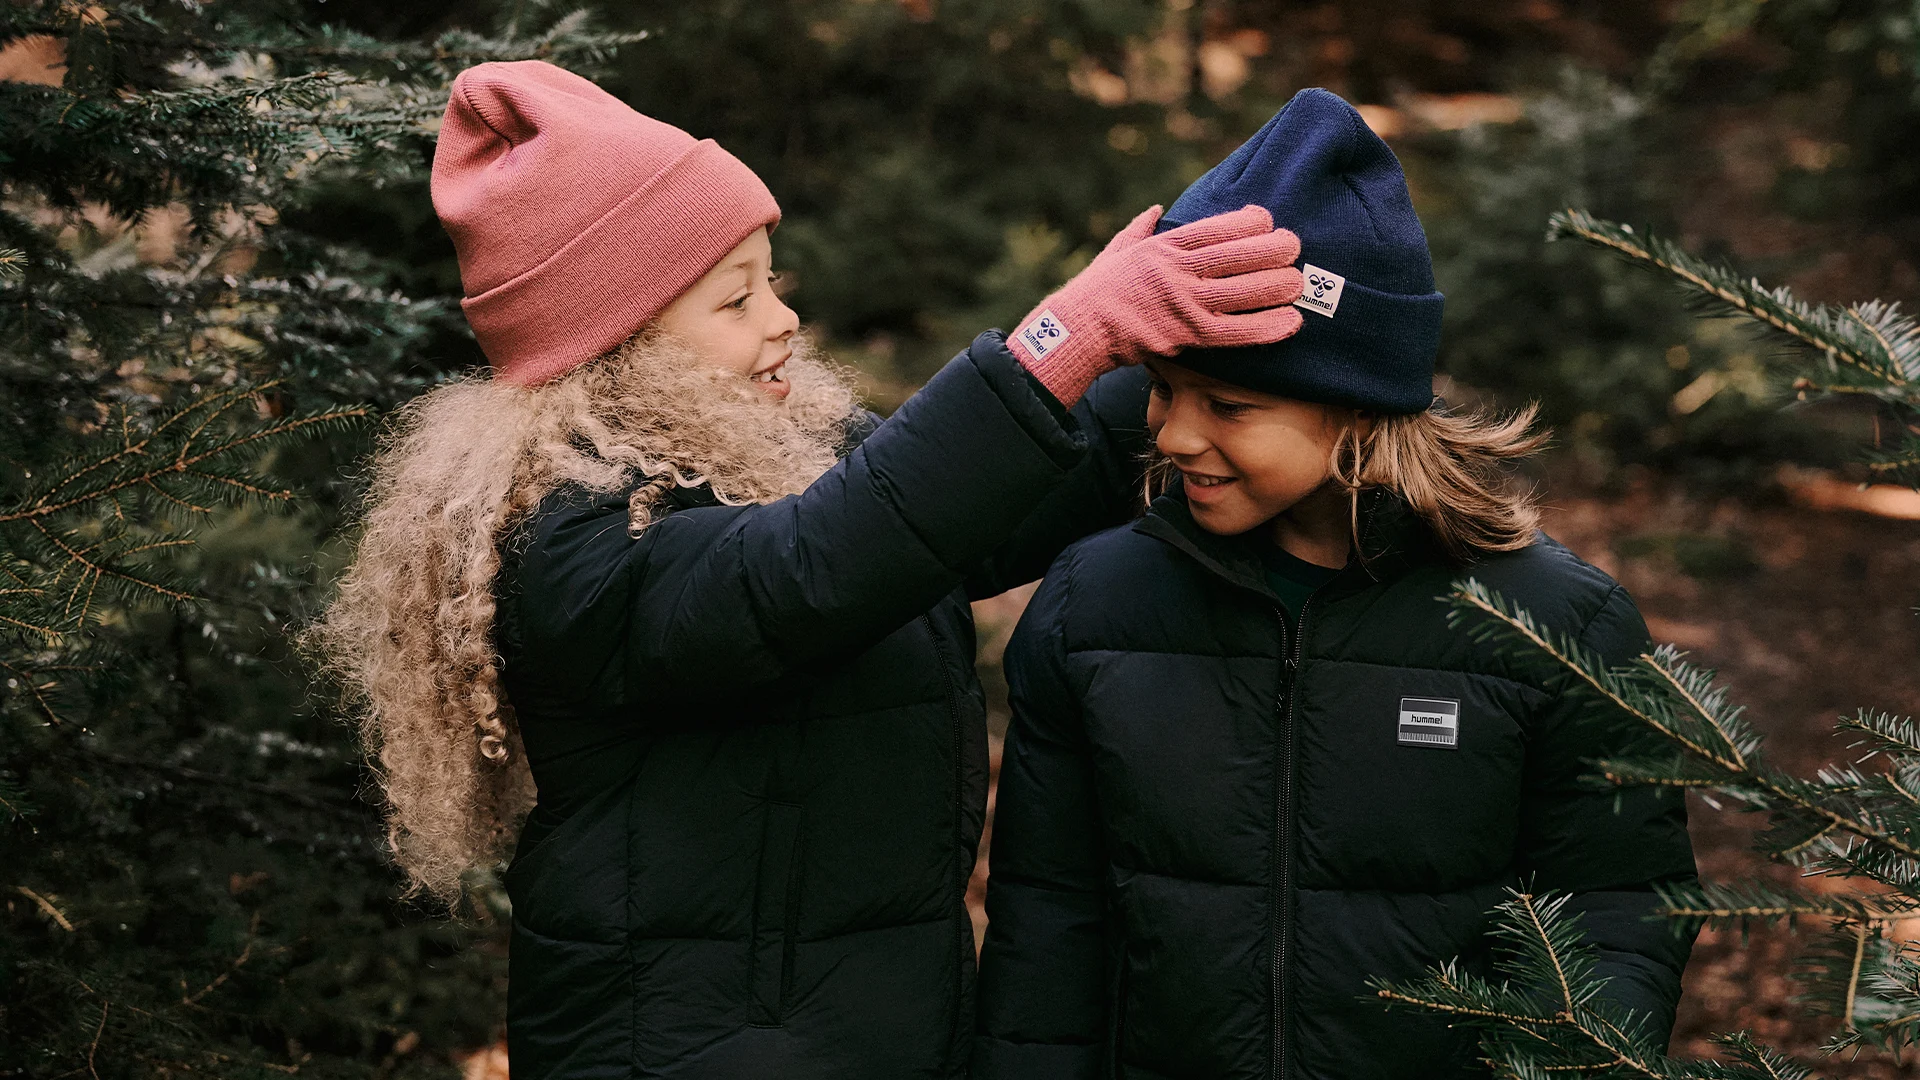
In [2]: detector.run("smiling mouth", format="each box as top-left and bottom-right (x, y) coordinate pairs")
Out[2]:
(749, 361), (787, 385)
(1180, 470), (1236, 489)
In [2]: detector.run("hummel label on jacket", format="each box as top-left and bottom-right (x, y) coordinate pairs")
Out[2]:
(1398, 696), (1460, 749)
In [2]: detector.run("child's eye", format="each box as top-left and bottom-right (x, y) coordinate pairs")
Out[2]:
(726, 293), (751, 311)
(1147, 378), (1171, 399)
(1209, 398), (1252, 419)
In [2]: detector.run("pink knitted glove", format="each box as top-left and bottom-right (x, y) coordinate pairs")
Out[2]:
(1009, 204), (1306, 406)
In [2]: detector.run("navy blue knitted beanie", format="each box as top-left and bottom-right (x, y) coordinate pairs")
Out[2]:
(1159, 88), (1442, 414)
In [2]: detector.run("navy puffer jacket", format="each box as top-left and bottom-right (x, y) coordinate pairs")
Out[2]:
(492, 333), (1149, 1080)
(975, 492), (1697, 1080)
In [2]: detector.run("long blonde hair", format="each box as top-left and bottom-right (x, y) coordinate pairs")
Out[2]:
(1146, 399), (1549, 564)
(1330, 402), (1548, 563)
(306, 331), (860, 901)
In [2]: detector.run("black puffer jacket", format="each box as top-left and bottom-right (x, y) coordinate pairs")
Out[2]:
(492, 334), (1148, 1080)
(975, 493), (1697, 1080)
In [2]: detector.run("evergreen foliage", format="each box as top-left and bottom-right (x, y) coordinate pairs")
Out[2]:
(1549, 210), (1920, 485)
(1375, 215), (1920, 1076)
(0, 3), (637, 1075)
(1, 0), (1912, 1073)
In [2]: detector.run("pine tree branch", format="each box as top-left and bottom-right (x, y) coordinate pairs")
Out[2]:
(1520, 891), (1579, 1013)
(0, 393), (368, 523)
(1451, 580), (1920, 862)
(1655, 880), (1920, 927)
(1548, 210), (1918, 400)
(1447, 581), (1754, 772)
(1843, 924), (1868, 1032)
(0, 656), (65, 726)
(1374, 890), (1693, 1077)
(13, 885), (76, 931)
(1709, 1033), (1822, 1080)
(1843, 711), (1920, 759)
(1640, 654), (1752, 772)
(29, 517), (193, 605)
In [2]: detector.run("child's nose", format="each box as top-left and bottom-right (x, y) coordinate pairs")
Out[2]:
(770, 295), (799, 341)
(1154, 405), (1209, 458)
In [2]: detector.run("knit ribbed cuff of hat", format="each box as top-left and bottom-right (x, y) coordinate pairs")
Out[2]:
(462, 141), (780, 387)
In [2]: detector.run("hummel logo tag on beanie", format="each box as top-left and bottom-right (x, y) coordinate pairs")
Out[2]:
(1398, 697), (1460, 749)
(1295, 264), (1346, 318)
(1016, 309), (1070, 360)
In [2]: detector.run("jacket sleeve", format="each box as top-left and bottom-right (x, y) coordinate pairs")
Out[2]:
(510, 331), (1088, 703)
(1519, 584), (1698, 1044)
(965, 365), (1152, 600)
(973, 562), (1110, 1080)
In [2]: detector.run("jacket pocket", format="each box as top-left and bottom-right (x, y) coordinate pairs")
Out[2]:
(750, 801), (804, 1025)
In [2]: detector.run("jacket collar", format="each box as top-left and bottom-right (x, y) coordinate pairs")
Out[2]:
(1131, 485), (1442, 602)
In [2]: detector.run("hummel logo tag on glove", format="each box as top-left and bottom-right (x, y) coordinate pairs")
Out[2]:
(1295, 264), (1346, 318)
(1398, 697), (1459, 749)
(1016, 309), (1070, 360)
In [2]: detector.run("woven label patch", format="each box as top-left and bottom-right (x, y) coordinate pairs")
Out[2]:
(1295, 264), (1347, 318)
(1016, 309), (1070, 360)
(1398, 697), (1460, 750)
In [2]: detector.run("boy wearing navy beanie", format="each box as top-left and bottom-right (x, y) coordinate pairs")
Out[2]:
(974, 88), (1696, 1080)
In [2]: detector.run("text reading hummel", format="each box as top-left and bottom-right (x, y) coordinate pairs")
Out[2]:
(1397, 697), (1460, 750)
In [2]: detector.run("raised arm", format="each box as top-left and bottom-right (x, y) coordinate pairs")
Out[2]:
(966, 364), (1153, 600)
(974, 564), (1112, 1079)
(508, 333), (1082, 703)
(967, 203), (1306, 598)
(1519, 585), (1698, 1040)
(506, 207), (1305, 706)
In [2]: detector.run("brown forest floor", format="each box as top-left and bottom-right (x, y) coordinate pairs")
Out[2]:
(966, 478), (1920, 1077)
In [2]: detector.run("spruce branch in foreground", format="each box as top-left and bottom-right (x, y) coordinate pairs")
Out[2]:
(1547, 210), (1919, 404)
(1377, 578), (1920, 1071)
(1373, 889), (1684, 1079)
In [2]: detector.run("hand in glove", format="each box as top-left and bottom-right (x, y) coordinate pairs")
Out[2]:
(1010, 204), (1306, 406)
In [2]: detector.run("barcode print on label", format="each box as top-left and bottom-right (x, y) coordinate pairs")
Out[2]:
(1397, 696), (1460, 750)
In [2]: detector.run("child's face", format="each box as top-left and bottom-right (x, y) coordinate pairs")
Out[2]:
(1144, 359), (1352, 537)
(653, 227), (800, 399)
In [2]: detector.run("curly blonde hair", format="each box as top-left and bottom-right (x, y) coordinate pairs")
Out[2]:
(306, 330), (861, 901)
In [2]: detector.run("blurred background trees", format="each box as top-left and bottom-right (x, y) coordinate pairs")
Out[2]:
(3, 0), (1917, 1076)
(0, 2), (638, 1075)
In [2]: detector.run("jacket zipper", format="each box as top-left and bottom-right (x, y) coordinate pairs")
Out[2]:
(921, 613), (971, 1066)
(1271, 597), (1310, 1080)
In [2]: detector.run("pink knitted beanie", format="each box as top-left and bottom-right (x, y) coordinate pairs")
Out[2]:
(431, 61), (782, 386)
